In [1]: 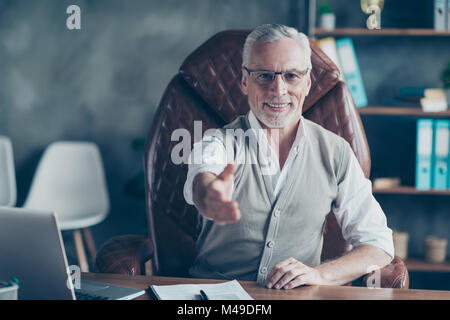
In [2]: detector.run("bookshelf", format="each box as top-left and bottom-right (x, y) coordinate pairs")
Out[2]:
(406, 259), (450, 272)
(359, 107), (450, 117)
(305, 1), (450, 279)
(373, 186), (450, 196)
(360, 109), (450, 196)
(313, 28), (450, 37)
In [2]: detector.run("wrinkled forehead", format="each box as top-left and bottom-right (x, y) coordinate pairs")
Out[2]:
(247, 37), (310, 71)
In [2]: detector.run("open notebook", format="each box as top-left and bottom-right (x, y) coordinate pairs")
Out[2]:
(149, 280), (253, 300)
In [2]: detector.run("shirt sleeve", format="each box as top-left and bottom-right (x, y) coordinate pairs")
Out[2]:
(332, 144), (395, 260)
(183, 136), (229, 205)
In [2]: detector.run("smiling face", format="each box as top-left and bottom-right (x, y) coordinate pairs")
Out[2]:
(241, 36), (311, 130)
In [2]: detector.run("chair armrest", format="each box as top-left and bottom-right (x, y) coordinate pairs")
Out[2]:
(94, 235), (154, 276)
(358, 256), (409, 289)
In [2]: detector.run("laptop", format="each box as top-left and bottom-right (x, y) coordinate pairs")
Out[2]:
(0, 207), (146, 300)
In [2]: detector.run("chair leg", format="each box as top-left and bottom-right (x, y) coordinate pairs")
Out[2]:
(83, 228), (97, 268)
(73, 229), (89, 272)
(145, 259), (153, 276)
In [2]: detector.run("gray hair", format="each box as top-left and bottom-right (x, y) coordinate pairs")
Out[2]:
(242, 24), (312, 69)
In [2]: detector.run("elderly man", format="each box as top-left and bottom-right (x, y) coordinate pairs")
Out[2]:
(183, 24), (393, 289)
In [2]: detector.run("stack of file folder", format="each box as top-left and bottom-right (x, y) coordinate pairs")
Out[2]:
(416, 118), (450, 190)
(315, 37), (368, 108)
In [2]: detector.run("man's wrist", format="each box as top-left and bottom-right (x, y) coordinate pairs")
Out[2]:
(313, 265), (333, 285)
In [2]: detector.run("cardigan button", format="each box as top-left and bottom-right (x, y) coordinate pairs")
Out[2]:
(267, 240), (275, 248)
(274, 209), (281, 217)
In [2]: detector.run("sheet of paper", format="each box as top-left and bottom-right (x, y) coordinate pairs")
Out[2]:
(150, 280), (253, 300)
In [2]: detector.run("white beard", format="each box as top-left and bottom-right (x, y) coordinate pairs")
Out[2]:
(255, 105), (297, 129)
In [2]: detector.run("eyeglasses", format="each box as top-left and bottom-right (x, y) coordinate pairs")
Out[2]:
(243, 66), (310, 86)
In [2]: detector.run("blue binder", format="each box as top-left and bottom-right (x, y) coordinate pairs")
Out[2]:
(432, 120), (450, 189)
(447, 0), (450, 30)
(416, 119), (435, 190)
(434, 0), (446, 31)
(335, 38), (368, 108)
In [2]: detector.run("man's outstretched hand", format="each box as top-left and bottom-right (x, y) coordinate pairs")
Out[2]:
(193, 163), (241, 225)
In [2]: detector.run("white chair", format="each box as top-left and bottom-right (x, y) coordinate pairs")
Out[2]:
(0, 136), (16, 207)
(24, 141), (110, 272)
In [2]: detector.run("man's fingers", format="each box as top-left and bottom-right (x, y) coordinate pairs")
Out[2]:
(266, 258), (322, 289)
(215, 202), (240, 223)
(266, 257), (296, 284)
(208, 175), (234, 201)
(202, 165), (239, 224)
(206, 199), (237, 213)
(266, 261), (298, 289)
(282, 275), (306, 290)
(205, 200), (241, 224)
(276, 269), (308, 289)
(217, 162), (235, 181)
(206, 186), (226, 201)
(215, 209), (241, 225)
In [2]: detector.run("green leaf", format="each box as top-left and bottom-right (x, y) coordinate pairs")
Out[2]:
(442, 62), (450, 89)
(319, 2), (332, 15)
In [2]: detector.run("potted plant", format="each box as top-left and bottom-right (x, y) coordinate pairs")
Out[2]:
(319, 2), (335, 31)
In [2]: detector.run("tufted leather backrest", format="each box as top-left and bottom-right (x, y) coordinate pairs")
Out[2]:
(144, 30), (370, 277)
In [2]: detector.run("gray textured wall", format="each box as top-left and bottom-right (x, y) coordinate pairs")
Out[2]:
(0, 0), (293, 265)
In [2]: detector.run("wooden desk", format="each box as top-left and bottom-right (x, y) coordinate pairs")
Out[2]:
(83, 272), (450, 300)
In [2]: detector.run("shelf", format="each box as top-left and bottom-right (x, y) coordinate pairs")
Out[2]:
(405, 259), (450, 272)
(358, 107), (450, 117)
(373, 186), (450, 195)
(313, 28), (450, 37)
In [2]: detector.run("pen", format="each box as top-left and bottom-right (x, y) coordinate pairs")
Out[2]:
(199, 289), (209, 300)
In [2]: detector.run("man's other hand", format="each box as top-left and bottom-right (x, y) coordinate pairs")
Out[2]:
(265, 257), (326, 289)
(195, 163), (241, 225)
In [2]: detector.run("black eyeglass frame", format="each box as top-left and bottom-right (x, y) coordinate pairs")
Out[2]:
(243, 66), (311, 83)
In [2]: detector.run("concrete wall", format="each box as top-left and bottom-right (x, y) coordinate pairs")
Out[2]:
(0, 0), (293, 265)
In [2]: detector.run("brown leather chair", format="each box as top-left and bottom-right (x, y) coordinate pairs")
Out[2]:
(95, 30), (409, 289)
